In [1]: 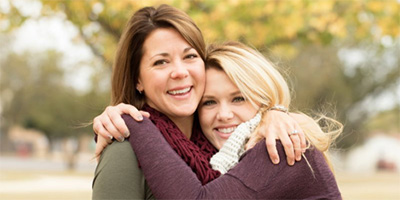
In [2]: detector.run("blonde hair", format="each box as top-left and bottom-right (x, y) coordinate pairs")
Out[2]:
(205, 41), (343, 170)
(111, 4), (206, 108)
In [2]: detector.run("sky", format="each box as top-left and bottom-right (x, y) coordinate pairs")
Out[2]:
(2, 0), (96, 92)
(11, 16), (95, 92)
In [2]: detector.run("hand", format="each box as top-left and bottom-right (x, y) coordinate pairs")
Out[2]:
(245, 110), (306, 166)
(95, 134), (111, 162)
(93, 103), (150, 150)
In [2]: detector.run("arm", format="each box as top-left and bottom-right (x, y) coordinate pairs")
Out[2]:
(124, 115), (254, 199)
(93, 104), (304, 166)
(92, 141), (154, 199)
(124, 115), (277, 199)
(124, 115), (341, 199)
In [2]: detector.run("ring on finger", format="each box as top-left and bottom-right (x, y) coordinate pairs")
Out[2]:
(289, 129), (299, 136)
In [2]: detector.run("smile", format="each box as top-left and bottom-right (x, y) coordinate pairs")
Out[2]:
(216, 127), (236, 133)
(167, 87), (191, 95)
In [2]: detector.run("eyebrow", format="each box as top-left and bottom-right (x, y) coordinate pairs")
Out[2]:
(149, 47), (194, 60)
(202, 90), (242, 99)
(183, 47), (193, 53)
(230, 91), (242, 96)
(150, 52), (168, 60)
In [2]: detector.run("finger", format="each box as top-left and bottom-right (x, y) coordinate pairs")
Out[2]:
(255, 117), (281, 163)
(107, 106), (130, 137)
(289, 132), (302, 161)
(280, 134), (295, 166)
(118, 103), (144, 121)
(299, 131), (307, 153)
(139, 111), (150, 118)
(93, 118), (113, 142)
(102, 112), (125, 142)
(93, 116), (101, 135)
(272, 120), (295, 165)
(266, 138), (280, 164)
(289, 113), (307, 153)
(95, 136), (110, 160)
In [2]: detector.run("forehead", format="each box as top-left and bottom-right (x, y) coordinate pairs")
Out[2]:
(142, 28), (190, 54)
(205, 68), (236, 88)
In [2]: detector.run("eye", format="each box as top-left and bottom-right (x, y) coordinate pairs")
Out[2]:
(232, 96), (245, 103)
(184, 53), (198, 59)
(154, 59), (168, 66)
(202, 100), (216, 106)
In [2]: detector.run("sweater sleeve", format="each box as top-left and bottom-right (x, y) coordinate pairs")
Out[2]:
(123, 115), (341, 199)
(124, 115), (257, 199)
(210, 112), (261, 174)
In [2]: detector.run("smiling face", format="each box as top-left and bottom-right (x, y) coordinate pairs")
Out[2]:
(198, 68), (259, 149)
(137, 28), (205, 122)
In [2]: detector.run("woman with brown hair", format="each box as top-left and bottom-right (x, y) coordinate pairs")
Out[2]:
(92, 4), (305, 199)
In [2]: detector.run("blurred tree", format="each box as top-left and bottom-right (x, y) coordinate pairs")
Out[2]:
(2, 0), (399, 148)
(0, 49), (108, 141)
(0, 48), (109, 168)
(365, 106), (400, 135)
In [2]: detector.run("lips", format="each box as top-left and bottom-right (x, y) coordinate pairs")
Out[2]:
(167, 86), (192, 95)
(214, 126), (237, 139)
(216, 127), (236, 133)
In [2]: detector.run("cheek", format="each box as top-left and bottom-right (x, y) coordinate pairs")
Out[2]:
(198, 108), (214, 131)
(192, 62), (206, 85)
(198, 108), (208, 128)
(238, 105), (258, 121)
(142, 71), (165, 90)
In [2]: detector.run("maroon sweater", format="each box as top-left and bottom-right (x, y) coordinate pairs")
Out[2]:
(124, 115), (342, 199)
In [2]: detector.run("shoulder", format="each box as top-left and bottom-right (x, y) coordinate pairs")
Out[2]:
(98, 141), (137, 167)
(93, 141), (151, 199)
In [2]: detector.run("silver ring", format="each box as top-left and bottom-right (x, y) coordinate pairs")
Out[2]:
(289, 130), (299, 136)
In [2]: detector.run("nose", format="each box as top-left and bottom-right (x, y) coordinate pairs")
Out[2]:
(216, 103), (234, 121)
(171, 60), (189, 79)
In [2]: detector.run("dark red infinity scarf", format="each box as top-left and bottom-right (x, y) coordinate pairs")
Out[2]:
(143, 105), (221, 185)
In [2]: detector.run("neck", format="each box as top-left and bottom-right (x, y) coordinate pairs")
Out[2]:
(169, 115), (194, 139)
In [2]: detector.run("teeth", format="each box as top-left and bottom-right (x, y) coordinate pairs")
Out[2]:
(168, 87), (190, 95)
(217, 127), (236, 133)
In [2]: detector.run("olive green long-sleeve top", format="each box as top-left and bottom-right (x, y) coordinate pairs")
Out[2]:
(92, 141), (154, 200)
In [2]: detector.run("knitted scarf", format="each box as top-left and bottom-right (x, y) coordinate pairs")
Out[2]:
(142, 105), (221, 185)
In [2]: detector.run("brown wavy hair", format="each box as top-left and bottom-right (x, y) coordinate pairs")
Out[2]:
(111, 4), (206, 108)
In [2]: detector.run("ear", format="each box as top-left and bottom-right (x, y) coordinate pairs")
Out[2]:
(136, 79), (144, 92)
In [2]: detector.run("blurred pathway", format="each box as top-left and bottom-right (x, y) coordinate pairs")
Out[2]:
(0, 156), (95, 198)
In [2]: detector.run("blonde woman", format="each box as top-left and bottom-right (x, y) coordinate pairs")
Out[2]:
(121, 41), (343, 199)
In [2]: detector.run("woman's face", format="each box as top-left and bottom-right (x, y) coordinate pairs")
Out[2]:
(137, 28), (205, 120)
(198, 68), (259, 149)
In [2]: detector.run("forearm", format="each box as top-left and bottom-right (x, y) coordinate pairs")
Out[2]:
(124, 115), (255, 199)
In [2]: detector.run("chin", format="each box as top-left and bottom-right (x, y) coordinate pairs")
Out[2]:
(214, 143), (222, 150)
(173, 107), (196, 117)
(175, 104), (197, 115)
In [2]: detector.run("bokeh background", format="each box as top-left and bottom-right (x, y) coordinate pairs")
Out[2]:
(0, 0), (399, 199)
